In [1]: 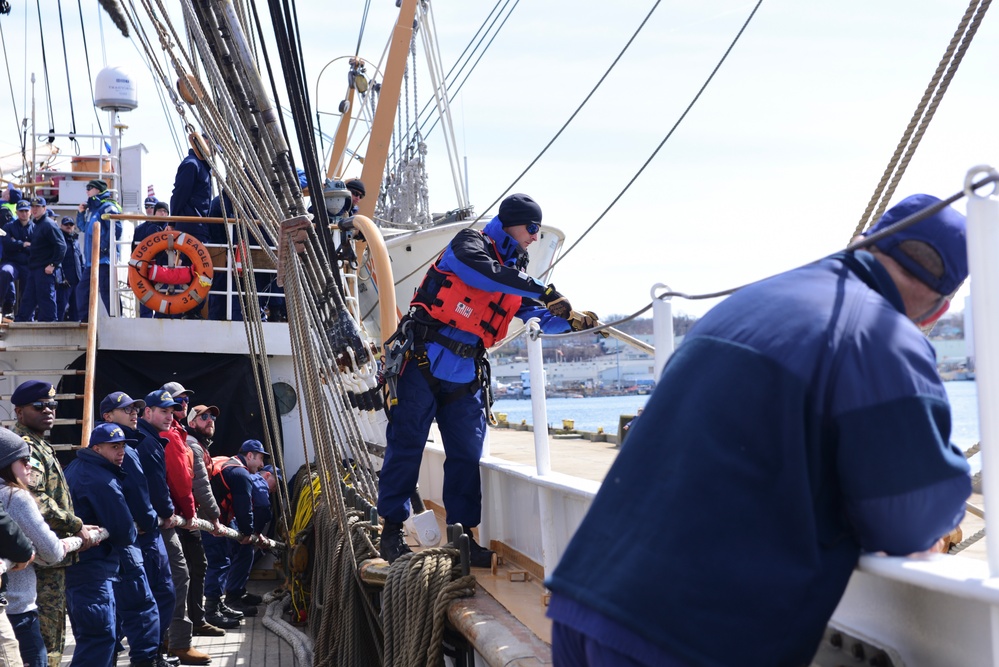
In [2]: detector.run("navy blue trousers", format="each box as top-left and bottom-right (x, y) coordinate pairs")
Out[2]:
(202, 530), (231, 600)
(76, 264), (115, 321)
(552, 622), (652, 667)
(376, 361), (485, 527)
(0, 262), (24, 313)
(8, 610), (47, 667)
(136, 531), (175, 645)
(56, 281), (79, 321)
(16, 266), (58, 322)
(112, 547), (160, 662)
(65, 572), (116, 667)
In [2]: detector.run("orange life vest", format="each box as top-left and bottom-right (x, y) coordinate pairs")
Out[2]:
(209, 456), (244, 523)
(410, 233), (520, 347)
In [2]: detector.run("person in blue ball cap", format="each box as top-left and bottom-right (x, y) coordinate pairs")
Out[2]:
(545, 194), (973, 667)
(1, 200), (35, 317)
(203, 439), (269, 620)
(62, 423), (137, 667)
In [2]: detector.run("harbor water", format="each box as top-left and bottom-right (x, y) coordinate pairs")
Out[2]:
(493, 381), (980, 446)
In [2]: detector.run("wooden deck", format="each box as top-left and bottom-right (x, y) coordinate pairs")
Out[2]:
(62, 578), (300, 667)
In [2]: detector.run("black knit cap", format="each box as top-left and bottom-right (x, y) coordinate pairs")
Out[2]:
(345, 178), (366, 198)
(86, 179), (108, 193)
(498, 193), (542, 228)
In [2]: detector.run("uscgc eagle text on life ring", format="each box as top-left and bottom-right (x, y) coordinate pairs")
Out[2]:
(128, 231), (214, 314)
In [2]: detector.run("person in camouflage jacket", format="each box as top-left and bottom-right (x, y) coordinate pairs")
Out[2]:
(11, 381), (97, 667)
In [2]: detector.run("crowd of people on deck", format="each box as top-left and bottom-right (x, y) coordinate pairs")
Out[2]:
(0, 145), (369, 324)
(0, 380), (280, 667)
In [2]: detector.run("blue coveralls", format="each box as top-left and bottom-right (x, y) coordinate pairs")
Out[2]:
(227, 473), (271, 598)
(75, 191), (121, 321)
(58, 228), (83, 321)
(134, 419), (178, 646)
(114, 428), (165, 662)
(203, 456), (254, 599)
(16, 217), (66, 322)
(63, 448), (137, 667)
(1, 218), (34, 315)
(376, 217), (570, 528)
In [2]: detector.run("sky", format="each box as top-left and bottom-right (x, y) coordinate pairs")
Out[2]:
(1, 0), (997, 320)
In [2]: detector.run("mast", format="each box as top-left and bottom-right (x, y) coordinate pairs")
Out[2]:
(356, 0), (417, 219)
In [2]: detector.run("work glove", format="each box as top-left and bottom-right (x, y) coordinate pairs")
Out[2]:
(571, 310), (609, 337)
(541, 284), (572, 319)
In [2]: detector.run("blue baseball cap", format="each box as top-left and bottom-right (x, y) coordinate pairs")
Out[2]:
(88, 422), (137, 447)
(30, 196), (46, 207)
(143, 389), (181, 409)
(99, 391), (146, 416)
(15, 200), (30, 211)
(866, 194), (968, 296)
(239, 440), (270, 457)
(11, 381), (55, 406)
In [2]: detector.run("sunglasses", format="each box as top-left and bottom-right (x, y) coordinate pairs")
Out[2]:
(117, 406), (140, 415)
(30, 401), (58, 411)
(176, 396), (190, 404)
(199, 413), (217, 422)
(525, 222), (540, 235)
(18, 457), (31, 468)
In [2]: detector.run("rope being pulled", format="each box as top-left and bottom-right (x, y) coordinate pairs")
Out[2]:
(382, 547), (475, 667)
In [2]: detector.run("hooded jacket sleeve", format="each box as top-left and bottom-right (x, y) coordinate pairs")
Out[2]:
(188, 436), (221, 521)
(162, 428), (196, 520)
(137, 431), (176, 520)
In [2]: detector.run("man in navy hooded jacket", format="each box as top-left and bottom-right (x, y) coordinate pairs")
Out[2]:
(376, 193), (599, 566)
(16, 198), (66, 322)
(545, 194), (973, 667)
(75, 179), (122, 321)
(170, 147), (212, 243)
(64, 423), (138, 667)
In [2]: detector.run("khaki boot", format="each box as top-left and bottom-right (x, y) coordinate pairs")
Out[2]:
(167, 647), (211, 665)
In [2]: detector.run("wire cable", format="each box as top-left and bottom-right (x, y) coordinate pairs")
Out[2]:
(76, 0), (106, 136)
(551, 0), (763, 270)
(0, 22), (22, 149)
(56, 0), (78, 139)
(33, 0), (56, 140)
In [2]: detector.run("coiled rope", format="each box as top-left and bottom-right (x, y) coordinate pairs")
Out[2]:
(382, 547), (476, 667)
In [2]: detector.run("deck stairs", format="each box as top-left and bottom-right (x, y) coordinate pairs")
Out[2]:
(0, 319), (94, 451)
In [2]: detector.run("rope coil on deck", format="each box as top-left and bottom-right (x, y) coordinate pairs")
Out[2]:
(382, 547), (475, 667)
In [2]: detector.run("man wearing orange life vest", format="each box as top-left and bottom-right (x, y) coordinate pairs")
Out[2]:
(377, 193), (598, 565)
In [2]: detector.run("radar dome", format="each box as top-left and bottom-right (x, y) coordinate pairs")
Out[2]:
(94, 66), (138, 111)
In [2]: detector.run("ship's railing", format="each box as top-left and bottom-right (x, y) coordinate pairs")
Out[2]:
(104, 234), (285, 321)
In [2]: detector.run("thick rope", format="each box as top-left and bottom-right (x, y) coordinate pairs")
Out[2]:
(382, 547), (475, 667)
(949, 527), (986, 555)
(853, 0), (992, 238)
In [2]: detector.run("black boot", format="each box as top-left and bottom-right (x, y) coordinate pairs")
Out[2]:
(464, 531), (495, 569)
(207, 597), (243, 624)
(380, 521), (412, 564)
(224, 593), (259, 617)
(240, 591), (263, 605)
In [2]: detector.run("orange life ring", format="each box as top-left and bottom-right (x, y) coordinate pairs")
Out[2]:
(128, 231), (214, 314)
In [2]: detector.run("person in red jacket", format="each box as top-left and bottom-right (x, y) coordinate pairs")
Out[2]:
(158, 381), (214, 655)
